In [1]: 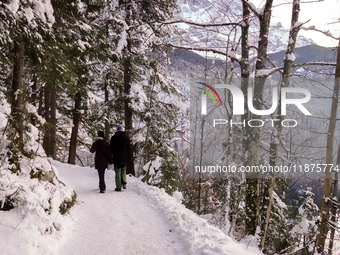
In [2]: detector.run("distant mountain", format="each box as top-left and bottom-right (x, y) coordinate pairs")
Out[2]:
(268, 45), (337, 66)
(267, 23), (316, 54)
(169, 45), (337, 75)
(175, 0), (317, 55)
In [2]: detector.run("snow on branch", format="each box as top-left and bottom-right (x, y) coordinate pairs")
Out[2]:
(241, 0), (263, 17)
(167, 43), (240, 63)
(253, 61), (337, 78)
(290, 19), (311, 31)
(301, 25), (340, 40)
(161, 19), (242, 28)
(6, 0), (55, 26)
(293, 62), (337, 68)
(255, 67), (281, 77)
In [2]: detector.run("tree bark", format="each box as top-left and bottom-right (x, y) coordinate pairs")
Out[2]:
(260, 0), (301, 249)
(11, 40), (25, 153)
(240, 2), (260, 238)
(43, 85), (51, 156)
(123, 0), (135, 176)
(38, 88), (43, 117)
(50, 87), (57, 159)
(42, 84), (57, 159)
(245, 0), (273, 236)
(316, 36), (340, 254)
(30, 74), (38, 126)
(104, 81), (110, 141)
(328, 143), (340, 255)
(123, 57), (134, 175)
(240, 1), (250, 164)
(68, 91), (81, 165)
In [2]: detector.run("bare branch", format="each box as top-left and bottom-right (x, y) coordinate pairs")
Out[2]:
(167, 43), (240, 63)
(162, 19), (241, 28)
(293, 62), (337, 68)
(241, 0), (260, 17)
(253, 61), (337, 78)
(301, 25), (340, 40)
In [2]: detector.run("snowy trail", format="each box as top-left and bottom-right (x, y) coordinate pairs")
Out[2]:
(55, 161), (186, 255)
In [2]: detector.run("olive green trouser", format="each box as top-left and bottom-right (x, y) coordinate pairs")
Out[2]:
(115, 167), (126, 190)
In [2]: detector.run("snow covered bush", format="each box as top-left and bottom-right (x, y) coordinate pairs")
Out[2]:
(146, 155), (181, 195)
(0, 92), (75, 232)
(289, 188), (319, 254)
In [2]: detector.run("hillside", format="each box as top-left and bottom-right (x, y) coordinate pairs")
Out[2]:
(0, 160), (264, 255)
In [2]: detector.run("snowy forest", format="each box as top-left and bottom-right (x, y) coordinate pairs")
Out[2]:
(0, 0), (340, 254)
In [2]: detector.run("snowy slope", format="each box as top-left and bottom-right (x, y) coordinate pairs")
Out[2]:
(1, 160), (264, 254)
(54, 161), (186, 255)
(0, 93), (75, 255)
(54, 161), (263, 255)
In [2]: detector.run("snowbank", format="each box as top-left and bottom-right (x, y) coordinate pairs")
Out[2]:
(129, 177), (263, 255)
(0, 93), (75, 254)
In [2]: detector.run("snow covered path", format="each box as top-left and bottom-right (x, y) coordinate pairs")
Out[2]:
(0, 160), (263, 255)
(51, 161), (264, 255)
(55, 161), (186, 255)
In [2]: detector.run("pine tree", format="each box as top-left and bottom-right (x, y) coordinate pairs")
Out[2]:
(291, 187), (319, 254)
(109, 0), (178, 175)
(0, 0), (76, 228)
(149, 155), (180, 195)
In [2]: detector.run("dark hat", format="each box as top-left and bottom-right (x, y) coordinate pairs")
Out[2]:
(117, 125), (124, 131)
(98, 131), (105, 138)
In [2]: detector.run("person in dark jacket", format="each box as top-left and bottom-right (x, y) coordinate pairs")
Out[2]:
(90, 131), (113, 193)
(110, 125), (131, 191)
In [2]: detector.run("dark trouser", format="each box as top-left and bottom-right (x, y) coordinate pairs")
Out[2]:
(97, 168), (106, 191)
(115, 167), (126, 190)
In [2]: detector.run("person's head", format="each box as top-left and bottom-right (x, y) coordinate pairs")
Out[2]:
(117, 124), (124, 131)
(98, 131), (105, 138)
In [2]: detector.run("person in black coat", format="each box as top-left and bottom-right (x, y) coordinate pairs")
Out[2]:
(90, 131), (113, 193)
(110, 125), (131, 191)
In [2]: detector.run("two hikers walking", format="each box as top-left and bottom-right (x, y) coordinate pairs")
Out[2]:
(90, 125), (131, 193)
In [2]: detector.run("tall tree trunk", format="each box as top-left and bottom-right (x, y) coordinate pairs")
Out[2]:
(260, 0), (301, 249)
(316, 36), (340, 254)
(50, 87), (57, 159)
(124, 57), (134, 175)
(123, 0), (135, 176)
(11, 40), (25, 153)
(245, 0), (273, 236)
(38, 88), (43, 116)
(239, 2), (256, 238)
(328, 143), (340, 255)
(43, 85), (51, 156)
(68, 92), (81, 165)
(240, 2), (250, 165)
(30, 74), (38, 126)
(104, 81), (110, 141)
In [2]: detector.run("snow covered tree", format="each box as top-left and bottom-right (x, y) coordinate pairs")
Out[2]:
(146, 155), (181, 195)
(41, 0), (111, 164)
(259, 191), (295, 254)
(316, 34), (340, 254)
(291, 188), (319, 254)
(261, 0), (302, 248)
(0, 0), (56, 155)
(0, 0), (76, 235)
(0, 0), (59, 166)
(242, 0), (274, 237)
(109, 0), (178, 175)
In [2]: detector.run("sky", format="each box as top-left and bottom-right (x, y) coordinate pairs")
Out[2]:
(251, 0), (340, 47)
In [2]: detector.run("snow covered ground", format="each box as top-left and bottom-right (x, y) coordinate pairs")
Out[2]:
(1, 160), (263, 255)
